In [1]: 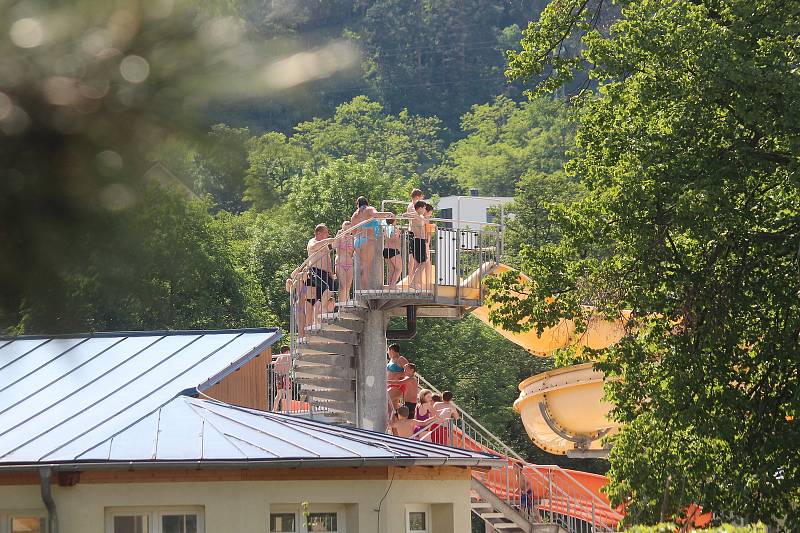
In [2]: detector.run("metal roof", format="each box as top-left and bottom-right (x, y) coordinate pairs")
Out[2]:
(0, 329), (282, 464)
(0, 328), (500, 470)
(63, 396), (500, 468)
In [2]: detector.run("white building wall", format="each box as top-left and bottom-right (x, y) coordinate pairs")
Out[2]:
(436, 196), (513, 229)
(0, 477), (471, 533)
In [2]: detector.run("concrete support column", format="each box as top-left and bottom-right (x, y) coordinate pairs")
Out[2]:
(357, 308), (388, 431)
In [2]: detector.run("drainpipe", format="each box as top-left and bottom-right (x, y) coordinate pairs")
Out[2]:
(386, 306), (417, 340)
(39, 467), (58, 533)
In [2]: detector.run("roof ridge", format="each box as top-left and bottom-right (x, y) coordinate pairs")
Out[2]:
(0, 327), (281, 341)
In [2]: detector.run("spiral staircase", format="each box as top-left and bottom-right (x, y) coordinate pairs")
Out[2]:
(275, 207), (621, 532)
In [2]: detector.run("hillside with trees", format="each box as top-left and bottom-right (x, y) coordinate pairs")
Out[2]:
(1, 0), (794, 527)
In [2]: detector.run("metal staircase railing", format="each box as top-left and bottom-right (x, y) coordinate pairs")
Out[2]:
(271, 211), (503, 421)
(414, 373), (622, 532)
(267, 197), (621, 532)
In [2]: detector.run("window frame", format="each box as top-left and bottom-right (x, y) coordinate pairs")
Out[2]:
(0, 510), (48, 533)
(269, 505), (345, 533)
(104, 506), (204, 533)
(405, 504), (430, 533)
(269, 512), (297, 533)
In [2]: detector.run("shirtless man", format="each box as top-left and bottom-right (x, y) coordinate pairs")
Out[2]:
(406, 188), (424, 215)
(387, 363), (419, 419)
(408, 200), (428, 289)
(431, 390), (460, 445)
(307, 224), (336, 327)
(406, 189), (424, 276)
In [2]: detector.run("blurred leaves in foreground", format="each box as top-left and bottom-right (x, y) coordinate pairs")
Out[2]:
(0, 0), (357, 330)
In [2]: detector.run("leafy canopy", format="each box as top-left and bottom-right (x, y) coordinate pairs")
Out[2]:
(443, 95), (574, 197)
(494, 0), (800, 526)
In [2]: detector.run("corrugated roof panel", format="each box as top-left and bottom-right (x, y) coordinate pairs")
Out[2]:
(0, 329), (282, 464)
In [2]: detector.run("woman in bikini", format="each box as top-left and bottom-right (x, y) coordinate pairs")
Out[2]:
(386, 343), (408, 409)
(413, 389), (435, 440)
(334, 221), (355, 304)
(350, 196), (392, 290)
(382, 216), (402, 286)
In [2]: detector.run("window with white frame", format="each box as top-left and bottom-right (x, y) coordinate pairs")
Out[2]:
(269, 505), (345, 533)
(105, 508), (203, 533)
(405, 504), (430, 533)
(0, 511), (47, 533)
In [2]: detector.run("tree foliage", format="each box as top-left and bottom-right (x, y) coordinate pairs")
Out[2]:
(16, 186), (272, 334)
(443, 96), (574, 197)
(494, 0), (800, 526)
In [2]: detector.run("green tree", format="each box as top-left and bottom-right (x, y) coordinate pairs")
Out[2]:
(292, 96), (444, 179)
(15, 186), (272, 333)
(504, 169), (585, 261)
(193, 124), (252, 213)
(494, 0), (800, 527)
(352, 0), (546, 129)
(284, 156), (415, 233)
(244, 132), (310, 211)
(247, 214), (309, 326)
(442, 96), (574, 197)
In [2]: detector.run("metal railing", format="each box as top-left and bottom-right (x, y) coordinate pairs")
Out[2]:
(413, 373), (622, 532)
(274, 197), (620, 531)
(273, 207), (502, 419)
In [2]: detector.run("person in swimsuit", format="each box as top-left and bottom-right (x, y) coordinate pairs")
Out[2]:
(386, 343), (409, 407)
(413, 389), (435, 439)
(272, 346), (291, 412)
(406, 189), (424, 276)
(286, 266), (311, 338)
(307, 224), (337, 327)
(382, 216), (402, 286)
(408, 200), (428, 289)
(422, 203), (435, 287)
(334, 221), (355, 304)
(350, 196), (392, 290)
(390, 405), (436, 438)
(387, 362), (418, 418)
(401, 363), (419, 418)
(431, 390), (460, 445)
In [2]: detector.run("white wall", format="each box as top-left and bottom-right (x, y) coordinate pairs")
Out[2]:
(436, 196), (513, 229)
(0, 477), (470, 533)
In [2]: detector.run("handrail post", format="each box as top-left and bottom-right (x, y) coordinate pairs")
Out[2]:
(505, 460), (510, 506)
(548, 470), (553, 522)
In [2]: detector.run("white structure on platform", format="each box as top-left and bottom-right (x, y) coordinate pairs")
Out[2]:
(436, 190), (513, 230)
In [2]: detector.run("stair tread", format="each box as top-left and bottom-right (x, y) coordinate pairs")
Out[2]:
(294, 366), (355, 380)
(297, 344), (355, 357)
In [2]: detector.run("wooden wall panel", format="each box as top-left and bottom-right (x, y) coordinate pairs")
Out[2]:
(204, 347), (270, 411)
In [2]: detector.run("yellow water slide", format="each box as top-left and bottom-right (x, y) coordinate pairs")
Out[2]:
(471, 264), (627, 457)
